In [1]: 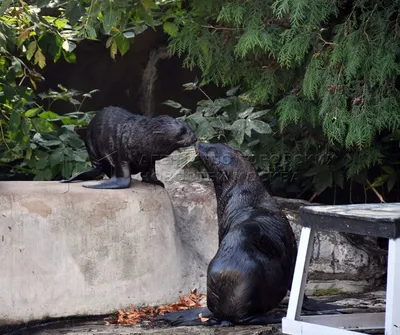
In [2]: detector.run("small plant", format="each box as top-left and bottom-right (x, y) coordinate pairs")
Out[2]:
(1, 85), (98, 181)
(164, 81), (273, 156)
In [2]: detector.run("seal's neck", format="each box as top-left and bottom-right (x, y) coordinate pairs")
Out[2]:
(212, 177), (266, 243)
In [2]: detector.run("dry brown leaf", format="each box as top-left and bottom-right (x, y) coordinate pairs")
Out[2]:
(110, 289), (206, 325)
(199, 313), (209, 322)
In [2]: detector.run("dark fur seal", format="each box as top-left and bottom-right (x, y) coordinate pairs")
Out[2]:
(198, 142), (297, 324)
(156, 142), (340, 327)
(60, 106), (197, 189)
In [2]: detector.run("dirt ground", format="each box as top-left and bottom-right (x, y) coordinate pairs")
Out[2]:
(2, 291), (387, 335)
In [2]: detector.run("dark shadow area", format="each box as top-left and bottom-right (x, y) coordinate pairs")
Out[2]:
(37, 28), (226, 118)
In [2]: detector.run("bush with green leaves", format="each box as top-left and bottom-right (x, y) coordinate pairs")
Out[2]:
(0, 0), (186, 181)
(164, 80), (400, 202)
(0, 82), (98, 180)
(160, 0), (400, 202)
(164, 82), (273, 155)
(1, 0), (399, 202)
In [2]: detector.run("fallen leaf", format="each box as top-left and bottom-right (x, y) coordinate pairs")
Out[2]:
(111, 289), (206, 325)
(199, 313), (209, 322)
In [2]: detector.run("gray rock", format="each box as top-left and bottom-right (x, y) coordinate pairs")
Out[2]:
(164, 178), (387, 295)
(0, 180), (199, 326)
(276, 197), (387, 293)
(166, 181), (218, 294)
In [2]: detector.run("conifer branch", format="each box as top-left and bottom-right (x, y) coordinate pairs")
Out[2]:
(344, 5), (357, 36)
(366, 179), (386, 203)
(317, 33), (334, 46)
(201, 25), (237, 31)
(363, 4), (378, 42)
(360, 78), (366, 113)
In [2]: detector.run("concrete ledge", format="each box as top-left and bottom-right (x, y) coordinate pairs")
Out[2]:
(0, 181), (190, 325)
(0, 178), (387, 327)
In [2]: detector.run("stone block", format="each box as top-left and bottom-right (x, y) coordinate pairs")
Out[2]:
(0, 180), (193, 325)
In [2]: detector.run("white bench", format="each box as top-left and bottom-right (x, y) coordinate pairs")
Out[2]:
(282, 203), (400, 335)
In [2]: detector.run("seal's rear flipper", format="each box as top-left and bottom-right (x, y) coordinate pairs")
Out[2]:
(237, 313), (284, 325)
(155, 307), (219, 326)
(83, 177), (131, 189)
(59, 167), (104, 183)
(156, 309), (285, 327)
(302, 294), (342, 313)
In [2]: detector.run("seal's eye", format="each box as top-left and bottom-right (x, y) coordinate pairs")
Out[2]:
(177, 127), (187, 137)
(219, 154), (232, 166)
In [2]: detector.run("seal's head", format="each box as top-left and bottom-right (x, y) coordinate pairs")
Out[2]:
(151, 115), (197, 150)
(195, 142), (257, 185)
(173, 118), (197, 147)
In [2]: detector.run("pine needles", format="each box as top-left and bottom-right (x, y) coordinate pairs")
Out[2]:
(165, 0), (400, 197)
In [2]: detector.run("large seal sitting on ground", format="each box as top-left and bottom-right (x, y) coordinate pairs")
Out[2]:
(197, 142), (297, 324)
(156, 142), (339, 327)
(60, 106), (197, 189)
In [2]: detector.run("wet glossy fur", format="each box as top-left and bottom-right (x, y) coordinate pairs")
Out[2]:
(196, 142), (297, 324)
(156, 142), (340, 327)
(60, 106), (196, 189)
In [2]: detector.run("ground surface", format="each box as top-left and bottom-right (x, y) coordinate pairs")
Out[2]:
(2, 291), (386, 335)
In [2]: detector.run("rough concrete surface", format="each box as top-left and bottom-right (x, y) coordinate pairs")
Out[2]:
(0, 180), (205, 326)
(164, 178), (387, 295)
(0, 157), (388, 328)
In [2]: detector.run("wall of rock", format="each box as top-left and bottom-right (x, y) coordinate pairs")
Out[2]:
(156, 155), (388, 295)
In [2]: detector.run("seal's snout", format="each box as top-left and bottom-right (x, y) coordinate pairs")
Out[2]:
(190, 134), (197, 144)
(195, 141), (205, 155)
(182, 134), (197, 147)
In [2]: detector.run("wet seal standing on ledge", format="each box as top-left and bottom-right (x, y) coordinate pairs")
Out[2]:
(60, 106), (197, 189)
(156, 142), (340, 327)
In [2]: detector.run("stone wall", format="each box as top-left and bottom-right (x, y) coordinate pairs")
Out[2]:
(165, 180), (387, 295)
(0, 175), (387, 326)
(0, 181), (206, 325)
(155, 154), (388, 295)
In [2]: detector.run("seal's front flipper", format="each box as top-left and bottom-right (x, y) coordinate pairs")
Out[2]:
(141, 178), (165, 188)
(83, 177), (131, 189)
(155, 307), (218, 327)
(302, 294), (342, 313)
(140, 162), (165, 188)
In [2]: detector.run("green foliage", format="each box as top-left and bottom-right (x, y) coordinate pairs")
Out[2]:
(0, 84), (97, 181)
(0, 0), (179, 181)
(160, 0), (400, 201)
(164, 83), (272, 156)
(2, 0), (400, 203)
(0, 1), (100, 181)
